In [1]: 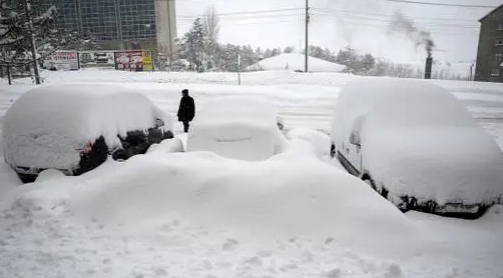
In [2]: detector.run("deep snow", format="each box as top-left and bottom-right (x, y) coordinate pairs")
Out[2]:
(0, 150), (502, 278)
(187, 96), (286, 161)
(0, 69), (503, 278)
(3, 84), (173, 170)
(331, 78), (503, 206)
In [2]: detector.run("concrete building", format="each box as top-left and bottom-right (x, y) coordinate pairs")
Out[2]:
(475, 4), (503, 82)
(40, 0), (177, 58)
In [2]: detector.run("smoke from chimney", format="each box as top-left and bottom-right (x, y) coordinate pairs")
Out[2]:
(387, 11), (435, 58)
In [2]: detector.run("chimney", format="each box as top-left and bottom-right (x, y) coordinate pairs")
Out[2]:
(424, 56), (433, 79)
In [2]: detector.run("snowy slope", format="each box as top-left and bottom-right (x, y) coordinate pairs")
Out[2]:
(247, 53), (346, 72)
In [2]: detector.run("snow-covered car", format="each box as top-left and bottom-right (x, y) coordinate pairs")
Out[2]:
(3, 84), (174, 183)
(187, 96), (286, 161)
(330, 78), (503, 218)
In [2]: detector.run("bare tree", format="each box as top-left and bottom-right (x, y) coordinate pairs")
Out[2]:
(202, 6), (219, 70)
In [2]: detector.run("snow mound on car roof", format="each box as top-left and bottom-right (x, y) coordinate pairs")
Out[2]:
(3, 83), (173, 170)
(187, 96), (287, 161)
(333, 78), (503, 206)
(360, 79), (503, 205)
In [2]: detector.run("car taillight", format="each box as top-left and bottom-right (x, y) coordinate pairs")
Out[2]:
(79, 141), (94, 155)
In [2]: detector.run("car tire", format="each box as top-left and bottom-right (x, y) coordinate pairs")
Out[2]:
(361, 173), (377, 191)
(112, 149), (128, 161)
(17, 173), (37, 184)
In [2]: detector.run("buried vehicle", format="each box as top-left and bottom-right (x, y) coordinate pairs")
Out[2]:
(187, 96), (287, 161)
(3, 84), (174, 183)
(330, 78), (503, 218)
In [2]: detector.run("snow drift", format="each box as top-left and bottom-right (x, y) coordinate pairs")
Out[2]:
(2, 83), (173, 170)
(0, 150), (413, 240)
(187, 96), (287, 161)
(287, 128), (331, 158)
(247, 53), (346, 72)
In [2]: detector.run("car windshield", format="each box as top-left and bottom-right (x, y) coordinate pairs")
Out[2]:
(1, 1), (503, 278)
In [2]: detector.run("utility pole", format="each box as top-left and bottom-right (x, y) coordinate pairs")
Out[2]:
(469, 63), (474, 81)
(23, 0), (41, 85)
(304, 0), (309, 73)
(237, 53), (241, 86)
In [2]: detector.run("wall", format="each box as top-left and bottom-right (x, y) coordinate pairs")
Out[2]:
(475, 6), (503, 83)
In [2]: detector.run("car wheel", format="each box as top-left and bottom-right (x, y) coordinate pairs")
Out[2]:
(17, 173), (37, 184)
(112, 148), (128, 161)
(361, 174), (377, 191)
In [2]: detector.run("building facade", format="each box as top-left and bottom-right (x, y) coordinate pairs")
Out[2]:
(40, 0), (177, 57)
(475, 4), (503, 82)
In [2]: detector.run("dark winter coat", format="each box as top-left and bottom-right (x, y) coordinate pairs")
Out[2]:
(177, 95), (195, 122)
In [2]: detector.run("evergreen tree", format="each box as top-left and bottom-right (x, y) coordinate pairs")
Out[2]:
(271, 47), (282, 57)
(179, 18), (205, 71)
(359, 53), (375, 75)
(0, 1), (56, 67)
(263, 48), (273, 58)
(283, 46), (295, 53)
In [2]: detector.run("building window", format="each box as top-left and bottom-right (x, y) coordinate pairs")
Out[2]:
(496, 54), (503, 61)
(496, 39), (503, 46)
(491, 69), (500, 76)
(498, 23), (503, 31)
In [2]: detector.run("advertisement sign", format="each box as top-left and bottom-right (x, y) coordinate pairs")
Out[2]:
(78, 51), (115, 67)
(43, 50), (79, 71)
(114, 50), (154, 72)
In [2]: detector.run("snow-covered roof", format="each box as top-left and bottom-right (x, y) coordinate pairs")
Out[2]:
(3, 83), (172, 170)
(247, 53), (346, 72)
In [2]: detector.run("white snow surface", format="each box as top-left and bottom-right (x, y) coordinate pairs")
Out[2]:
(247, 53), (346, 72)
(0, 70), (503, 277)
(332, 78), (503, 205)
(147, 137), (185, 153)
(3, 83), (173, 170)
(0, 151), (502, 277)
(287, 128), (331, 158)
(187, 96), (287, 161)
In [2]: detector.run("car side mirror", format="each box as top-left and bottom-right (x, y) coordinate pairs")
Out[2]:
(349, 131), (361, 146)
(349, 114), (366, 147)
(154, 118), (164, 128)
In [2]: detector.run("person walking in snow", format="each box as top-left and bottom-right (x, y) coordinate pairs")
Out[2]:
(177, 89), (195, 133)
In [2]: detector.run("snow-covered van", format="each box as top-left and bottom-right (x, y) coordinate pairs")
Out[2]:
(187, 96), (286, 161)
(3, 84), (175, 183)
(330, 78), (503, 218)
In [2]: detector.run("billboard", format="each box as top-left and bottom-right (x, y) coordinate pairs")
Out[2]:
(78, 51), (115, 67)
(114, 50), (154, 72)
(43, 50), (80, 71)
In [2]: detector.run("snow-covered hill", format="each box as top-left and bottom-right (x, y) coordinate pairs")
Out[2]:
(247, 53), (346, 72)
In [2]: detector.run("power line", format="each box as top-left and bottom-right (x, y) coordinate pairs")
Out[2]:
(383, 0), (497, 8)
(312, 12), (479, 28)
(178, 7), (303, 18)
(312, 8), (478, 22)
(178, 13), (304, 23)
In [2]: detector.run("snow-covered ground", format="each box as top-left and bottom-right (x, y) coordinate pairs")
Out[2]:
(1, 69), (503, 278)
(247, 53), (346, 72)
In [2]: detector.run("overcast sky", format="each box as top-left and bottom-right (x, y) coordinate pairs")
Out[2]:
(174, 0), (502, 66)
